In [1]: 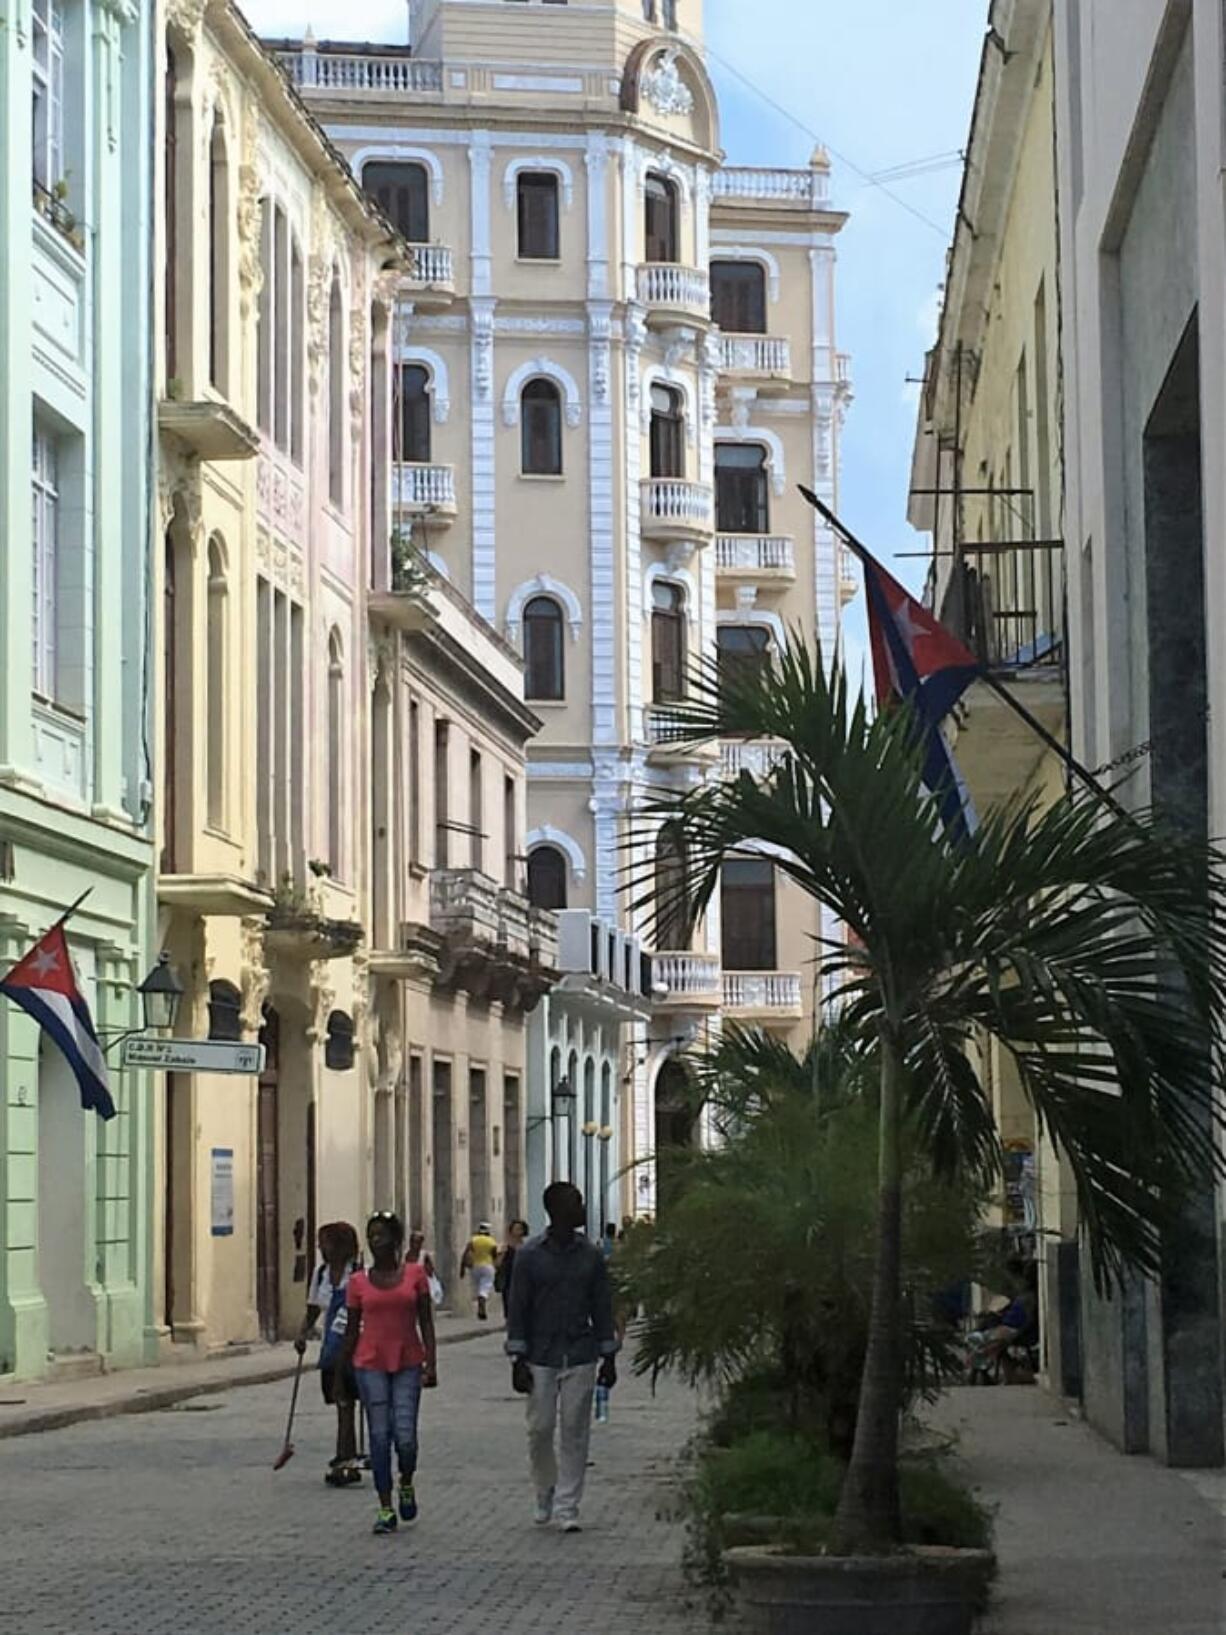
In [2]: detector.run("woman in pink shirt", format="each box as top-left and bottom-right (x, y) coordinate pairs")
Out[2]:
(338, 1211), (438, 1535)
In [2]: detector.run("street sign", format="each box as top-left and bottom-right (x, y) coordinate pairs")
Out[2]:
(120, 1037), (266, 1075)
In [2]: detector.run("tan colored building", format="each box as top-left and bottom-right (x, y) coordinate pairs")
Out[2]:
(273, 0), (852, 1214)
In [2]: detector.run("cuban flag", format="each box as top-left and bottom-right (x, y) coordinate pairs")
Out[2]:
(0, 923), (115, 1119)
(860, 548), (981, 841)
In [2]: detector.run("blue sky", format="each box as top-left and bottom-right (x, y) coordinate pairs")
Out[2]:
(245, 0), (987, 658)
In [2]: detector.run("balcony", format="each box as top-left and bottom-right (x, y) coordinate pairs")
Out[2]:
(645, 705), (719, 767)
(713, 166), (831, 208)
(640, 478), (713, 544)
(393, 462), (457, 521)
(651, 951), (722, 1012)
(158, 399), (259, 462)
(723, 971), (804, 1022)
(403, 243), (454, 306)
(367, 566), (436, 634)
(277, 46), (444, 96)
(720, 739), (789, 781)
(715, 534), (796, 585)
(157, 874), (273, 918)
(637, 263), (710, 325)
(717, 333), (792, 387)
(429, 869), (556, 1008)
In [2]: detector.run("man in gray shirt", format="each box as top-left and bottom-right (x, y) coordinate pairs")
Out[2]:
(505, 1181), (619, 1532)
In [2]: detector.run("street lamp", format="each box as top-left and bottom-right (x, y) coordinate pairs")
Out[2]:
(136, 953), (183, 1034)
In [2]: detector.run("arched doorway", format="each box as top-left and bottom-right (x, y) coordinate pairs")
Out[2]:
(257, 1005), (280, 1341)
(654, 1056), (695, 1213)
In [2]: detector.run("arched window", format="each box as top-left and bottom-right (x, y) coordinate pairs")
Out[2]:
(325, 1010), (355, 1071)
(654, 822), (690, 950)
(260, 204), (304, 461)
(363, 161), (429, 242)
(521, 379), (563, 475)
(206, 537), (227, 830)
(655, 1055), (693, 1211)
(327, 631), (344, 878)
(328, 273), (344, 507)
(209, 111), (231, 392)
(207, 980), (243, 1042)
(396, 364), (432, 463)
(717, 624), (773, 691)
(710, 259), (766, 334)
(715, 444), (770, 534)
(650, 384), (685, 479)
(523, 595), (564, 700)
(527, 845), (567, 910)
(517, 171), (559, 259)
(645, 172), (680, 264)
(651, 580), (686, 703)
(721, 858), (777, 970)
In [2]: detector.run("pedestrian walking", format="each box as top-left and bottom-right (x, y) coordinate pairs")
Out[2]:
(337, 1211), (438, 1536)
(506, 1182), (619, 1533)
(294, 1221), (361, 1487)
(460, 1220), (499, 1321)
(408, 1229), (444, 1308)
(494, 1219), (530, 1321)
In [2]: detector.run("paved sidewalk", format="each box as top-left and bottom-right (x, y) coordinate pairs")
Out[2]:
(0, 1333), (706, 1635)
(928, 1386), (1226, 1634)
(0, 1310), (490, 1440)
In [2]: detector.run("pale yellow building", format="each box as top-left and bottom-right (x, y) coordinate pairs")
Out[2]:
(908, 0), (1077, 1392)
(273, 0), (852, 1212)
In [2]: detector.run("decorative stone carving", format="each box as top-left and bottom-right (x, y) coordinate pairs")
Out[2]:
(239, 919), (270, 1035)
(471, 301), (495, 401)
(166, 0), (207, 33)
(307, 256), (331, 392)
(642, 49), (694, 118)
(236, 107), (263, 313)
(349, 304), (368, 425)
(308, 962), (336, 1045)
(589, 307), (612, 406)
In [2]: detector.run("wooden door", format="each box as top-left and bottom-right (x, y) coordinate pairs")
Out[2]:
(257, 1008), (280, 1342)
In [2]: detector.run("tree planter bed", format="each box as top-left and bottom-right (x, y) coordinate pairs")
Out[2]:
(725, 1544), (995, 1635)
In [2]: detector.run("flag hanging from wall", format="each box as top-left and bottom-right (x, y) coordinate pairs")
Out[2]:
(0, 922), (115, 1119)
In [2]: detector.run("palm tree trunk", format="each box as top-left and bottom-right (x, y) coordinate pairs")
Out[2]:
(831, 1033), (904, 1553)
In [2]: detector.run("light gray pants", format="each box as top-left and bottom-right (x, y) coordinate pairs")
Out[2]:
(527, 1361), (597, 1520)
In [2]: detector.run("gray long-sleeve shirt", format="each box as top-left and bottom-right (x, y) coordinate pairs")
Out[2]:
(504, 1230), (619, 1369)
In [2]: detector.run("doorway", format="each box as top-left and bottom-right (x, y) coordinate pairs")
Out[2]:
(257, 1006), (280, 1342)
(431, 1060), (454, 1300)
(468, 1068), (489, 1228)
(163, 1071), (194, 1333)
(654, 1056), (695, 1214)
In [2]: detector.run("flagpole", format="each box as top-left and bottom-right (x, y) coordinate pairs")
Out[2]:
(52, 889), (93, 931)
(796, 486), (1137, 822)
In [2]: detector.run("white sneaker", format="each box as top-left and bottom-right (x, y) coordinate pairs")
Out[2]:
(558, 1515), (582, 1534)
(534, 1489), (555, 1525)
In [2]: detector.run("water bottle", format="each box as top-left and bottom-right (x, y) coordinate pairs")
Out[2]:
(594, 1382), (610, 1424)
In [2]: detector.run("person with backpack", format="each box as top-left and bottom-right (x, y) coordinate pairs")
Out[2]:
(295, 1221), (362, 1487)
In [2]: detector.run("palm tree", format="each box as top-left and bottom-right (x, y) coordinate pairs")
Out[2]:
(635, 644), (1226, 1554)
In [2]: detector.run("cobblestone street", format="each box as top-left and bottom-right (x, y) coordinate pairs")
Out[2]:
(0, 1336), (711, 1635)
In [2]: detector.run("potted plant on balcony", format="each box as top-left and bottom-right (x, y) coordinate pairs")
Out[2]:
(267, 872), (363, 959)
(635, 643), (1226, 1633)
(390, 527), (431, 595)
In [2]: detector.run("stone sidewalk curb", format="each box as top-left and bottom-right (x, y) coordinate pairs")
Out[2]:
(0, 1321), (494, 1442)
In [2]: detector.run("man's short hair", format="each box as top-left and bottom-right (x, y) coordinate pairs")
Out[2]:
(543, 1180), (582, 1216)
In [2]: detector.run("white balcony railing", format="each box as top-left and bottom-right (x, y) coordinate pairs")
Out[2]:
(717, 334), (792, 377)
(715, 534), (795, 575)
(393, 462), (456, 511)
(720, 740), (789, 780)
(279, 49), (443, 95)
(637, 263), (710, 315)
(652, 951), (722, 1004)
(723, 972), (803, 1013)
(713, 166), (830, 206)
(641, 477), (713, 531)
(405, 243), (453, 288)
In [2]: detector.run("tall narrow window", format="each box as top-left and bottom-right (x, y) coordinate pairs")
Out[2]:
(409, 698), (422, 867)
(163, 534), (179, 874)
(503, 775), (517, 888)
(644, 173), (679, 263)
(521, 379), (563, 475)
(715, 444), (770, 533)
(206, 538), (227, 830)
(469, 749), (484, 873)
(721, 859), (776, 970)
(710, 261), (766, 333)
(651, 581), (686, 703)
(31, 424), (59, 701)
(164, 47), (179, 382)
(328, 273), (344, 507)
(650, 385), (685, 478)
(434, 719), (450, 867)
(209, 113), (231, 392)
(654, 822), (689, 950)
(528, 846), (567, 911)
(396, 364), (432, 463)
(290, 240), (305, 463)
(363, 161), (429, 242)
(256, 199), (272, 434)
(517, 172), (560, 259)
(717, 624), (772, 690)
(522, 596), (564, 700)
(327, 632), (343, 878)
(32, 0), (65, 195)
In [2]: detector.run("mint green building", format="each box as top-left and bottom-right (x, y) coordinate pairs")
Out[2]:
(0, 0), (155, 1380)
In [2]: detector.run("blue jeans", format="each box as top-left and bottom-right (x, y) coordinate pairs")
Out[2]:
(355, 1365), (422, 1498)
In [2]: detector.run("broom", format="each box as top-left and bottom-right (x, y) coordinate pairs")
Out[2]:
(272, 1349), (305, 1471)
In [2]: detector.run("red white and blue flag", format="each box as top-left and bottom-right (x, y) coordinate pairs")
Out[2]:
(0, 922), (114, 1120)
(860, 547), (981, 841)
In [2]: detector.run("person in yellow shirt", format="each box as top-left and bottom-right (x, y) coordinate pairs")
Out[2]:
(460, 1222), (499, 1321)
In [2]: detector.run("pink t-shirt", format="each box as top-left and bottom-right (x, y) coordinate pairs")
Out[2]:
(346, 1262), (430, 1372)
